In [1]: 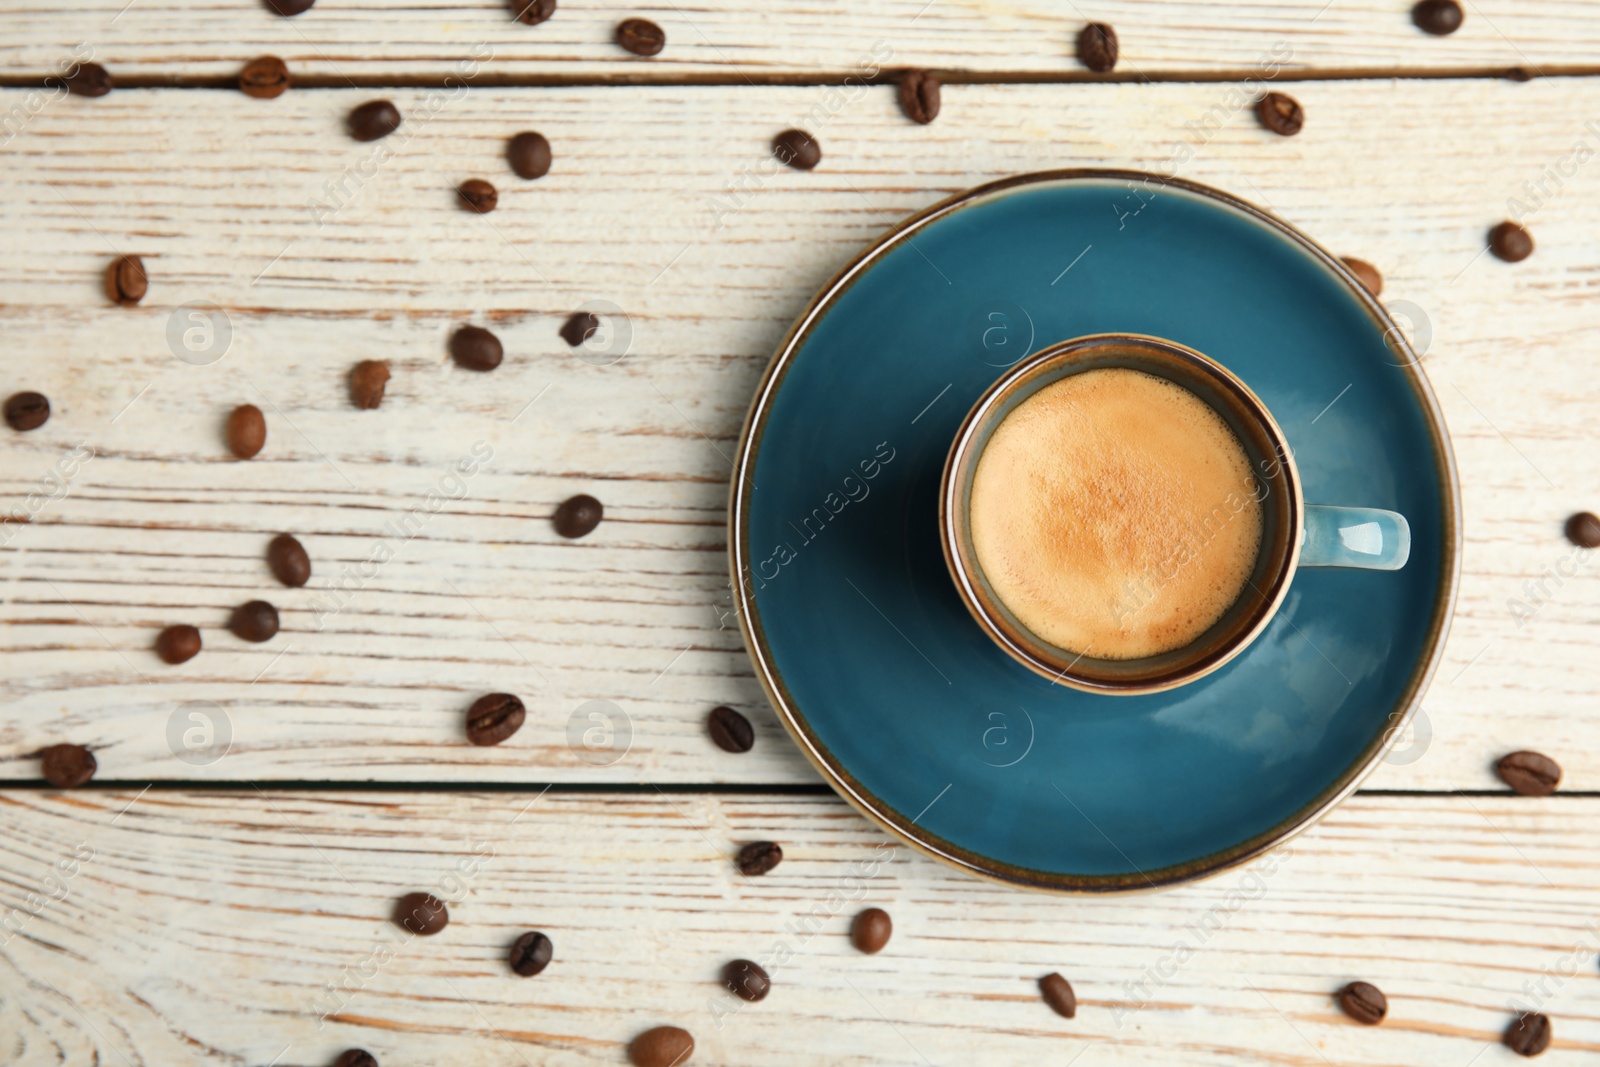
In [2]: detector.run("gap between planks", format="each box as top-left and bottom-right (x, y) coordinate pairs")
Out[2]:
(0, 63), (1594, 91)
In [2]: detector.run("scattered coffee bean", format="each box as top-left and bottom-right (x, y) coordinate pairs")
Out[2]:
(333, 1051), (377, 1067)
(511, 0), (555, 24)
(458, 178), (499, 213)
(348, 99), (402, 142)
(65, 62), (113, 97)
(105, 254), (148, 306)
(450, 325), (504, 372)
(1338, 980), (1387, 1025)
(707, 705), (754, 753)
(1341, 257), (1383, 296)
(629, 1027), (693, 1067)
(5, 392), (50, 432)
(736, 841), (782, 876)
(1076, 22), (1119, 72)
(552, 494), (603, 538)
(155, 624), (202, 665)
(240, 55), (291, 99)
(1564, 512), (1600, 548)
(898, 70), (941, 124)
(229, 600), (280, 643)
(264, 0), (315, 15)
(1413, 0), (1463, 35)
(616, 18), (666, 56)
(466, 692), (526, 746)
(560, 312), (599, 348)
(508, 131), (552, 179)
(509, 930), (553, 976)
(1505, 1011), (1552, 1057)
(226, 403), (266, 458)
(772, 128), (821, 171)
(850, 907), (892, 954)
(1039, 972), (1076, 1018)
(267, 533), (312, 588)
(394, 891), (449, 935)
(722, 958), (770, 1002)
(40, 744), (97, 788)
(1507, 66), (1536, 82)
(1489, 220), (1534, 262)
(1257, 92), (1304, 136)
(349, 359), (391, 410)
(1496, 750), (1561, 796)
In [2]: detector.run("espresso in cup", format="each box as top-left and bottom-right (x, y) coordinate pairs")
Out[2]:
(942, 333), (1410, 694)
(968, 367), (1264, 660)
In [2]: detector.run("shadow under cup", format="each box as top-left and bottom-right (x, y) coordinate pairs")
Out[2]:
(941, 334), (1303, 694)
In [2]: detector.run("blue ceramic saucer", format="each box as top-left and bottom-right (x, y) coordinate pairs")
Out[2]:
(731, 171), (1460, 892)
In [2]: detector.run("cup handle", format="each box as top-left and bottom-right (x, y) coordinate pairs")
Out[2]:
(1299, 505), (1411, 570)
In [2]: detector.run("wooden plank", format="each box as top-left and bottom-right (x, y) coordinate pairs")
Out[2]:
(1, 789), (1597, 1066)
(5, 0), (1600, 82)
(1, 79), (1598, 787)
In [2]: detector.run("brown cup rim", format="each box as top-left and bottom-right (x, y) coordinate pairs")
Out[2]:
(939, 332), (1303, 694)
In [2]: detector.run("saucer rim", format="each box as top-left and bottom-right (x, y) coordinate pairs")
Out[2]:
(728, 168), (1463, 894)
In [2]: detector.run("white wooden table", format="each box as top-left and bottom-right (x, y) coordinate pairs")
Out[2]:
(4, 3), (1600, 1064)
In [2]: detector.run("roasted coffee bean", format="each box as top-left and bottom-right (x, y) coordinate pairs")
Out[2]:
(348, 99), (402, 142)
(229, 600), (280, 643)
(1341, 257), (1383, 296)
(1338, 981), (1387, 1025)
(898, 70), (941, 124)
(1505, 1011), (1552, 1057)
(1490, 220), (1534, 262)
(1257, 92), (1304, 136)
(395, 891), (449, 935)
(616, 18), (666, 56)
(349, 359), (391, 410)
(1496, 750), (1561, 796)
(155, 624), (202, 665)
(66, 62), (113, 97)
(40, 743), (97, 788)
(560, 312), (599, 348)
(736, 840), (782, 876)
(1076, 22), (1119, 72)
(508, 131), (552, 179)
(105, 254), (148, 306)
(240, 55), (291, 99)
(267, 533), (312, 587)
(628, 1026), (693, 1067)
(1412, 0), (1463, 35)
(5, 392), (50, 432)
(850, 907), (892, 954)
(265, 0), (315, 15)
(226, 403), (266, 458)
(1039, 972), (1076, 1018)
(552, 494), (603, 538)
(450, 325), (504, 372)
(707, 705), (754, 753)
(458, 179), (499, 213)
(772, 128), (821, 171)
(332, 1050), (377, 1067)
(509, 930), (553, 975)
(1507, 66), (1536, 82)
(511, 0), (555, 24)
(466, 692), (526, 746)
(722, 958), (770, 1002)
(1565, 511), (1600, 548)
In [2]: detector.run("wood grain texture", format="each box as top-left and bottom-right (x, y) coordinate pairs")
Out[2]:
(2, 789), (1598, 1067)
(1, 79), (1598, 787)
(5, 0), (1600, 81)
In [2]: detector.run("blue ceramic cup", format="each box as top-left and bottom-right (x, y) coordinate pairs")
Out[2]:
(941, 333), (1410, 694)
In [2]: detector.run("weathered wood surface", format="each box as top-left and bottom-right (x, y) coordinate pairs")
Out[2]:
(5, 0), (1600, 82)
(1, 79), (1598, 787)
(2, 789), (1597, 1067)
